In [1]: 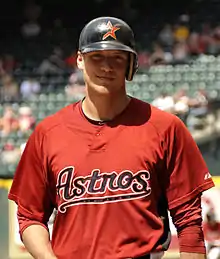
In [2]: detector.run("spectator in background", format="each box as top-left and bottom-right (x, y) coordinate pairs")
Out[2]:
(20, 77), (41, 99)
(158, 24), (174, 50)
(186, 89), (210, 131)
(0, 57), (6, 77)
(18, 106), (36, 133)
(0, 74), (19, 102)
(0, 54), (17, 77)
(48, 18), (69, 46)
(37, 46), (66, 74)
(2, 54), (17, 74)
(65, 71), (85, 99)
(138, 51), (150, 68)
(0, 106), (18, 137)
(50, 46), (66, 69)
(207, 24), (220, 55)
(21, 0), (42, 38)
(173, 14), (190, 43)
(65, 50), (77, 70)
(200, 23), (213, 53)
(151, 91), (175, 113)
(0, 141), (21, 164)
(173, 42), (189, 63)
(150, 43), (166, 65)
(174, 24), (189, 42)
(21, 18), (41, 39)
(150, 42), (174, 65)
(173, 89), (190, 114)
(191, 89), (209, 108)
(188, 31), (203, 56)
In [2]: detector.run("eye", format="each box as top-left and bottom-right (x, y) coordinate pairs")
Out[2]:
(91, 54), (103, 61)
(115, 55), (127, 62)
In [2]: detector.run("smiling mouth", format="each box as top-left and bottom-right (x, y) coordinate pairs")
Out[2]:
(97, 76), (115, 80)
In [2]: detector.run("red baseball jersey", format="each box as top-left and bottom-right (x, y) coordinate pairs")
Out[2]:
(8, 97), (214, 259)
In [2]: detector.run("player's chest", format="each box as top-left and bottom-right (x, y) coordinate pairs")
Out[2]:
(47, 126), (164, 210)
(47, 124), (163, 179)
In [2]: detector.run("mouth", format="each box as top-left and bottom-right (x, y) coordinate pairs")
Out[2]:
(96, 75), (115, 81)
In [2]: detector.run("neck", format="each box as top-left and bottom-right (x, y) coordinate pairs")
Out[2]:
(82, 88), (130, 121)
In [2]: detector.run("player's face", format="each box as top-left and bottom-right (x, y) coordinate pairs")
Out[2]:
(77, 50), (128, 94)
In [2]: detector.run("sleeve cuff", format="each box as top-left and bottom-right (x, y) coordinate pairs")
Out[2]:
(169, 180), (214, 209)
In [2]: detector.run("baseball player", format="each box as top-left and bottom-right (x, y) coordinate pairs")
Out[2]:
(8, 17), (214, 259)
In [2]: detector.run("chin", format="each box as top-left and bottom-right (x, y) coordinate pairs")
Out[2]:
(91, 81), (119, 95)
(95, 85), (115, 95)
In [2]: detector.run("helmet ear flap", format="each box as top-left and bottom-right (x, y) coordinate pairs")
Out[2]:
(126, 53), (138, 81)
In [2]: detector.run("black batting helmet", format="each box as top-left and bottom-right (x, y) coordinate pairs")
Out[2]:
(78, 17), (138, 81)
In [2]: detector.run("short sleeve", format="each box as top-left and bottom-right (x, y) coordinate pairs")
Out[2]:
(164, 117), (214, 210)
(8, 125), (54, 224)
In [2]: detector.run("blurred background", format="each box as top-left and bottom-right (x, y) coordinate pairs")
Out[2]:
(1, 0), (220, 258)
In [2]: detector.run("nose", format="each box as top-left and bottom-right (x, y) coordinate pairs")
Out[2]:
(100, 58), (113, 73)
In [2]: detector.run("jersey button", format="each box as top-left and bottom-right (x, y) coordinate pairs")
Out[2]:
(96, 133), (101, 136)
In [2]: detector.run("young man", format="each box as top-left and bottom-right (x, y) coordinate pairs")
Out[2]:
(8, 16), (214, 259)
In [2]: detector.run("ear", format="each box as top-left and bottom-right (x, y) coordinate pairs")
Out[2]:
(77, 51), (84, 70)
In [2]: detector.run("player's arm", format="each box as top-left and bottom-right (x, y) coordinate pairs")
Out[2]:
(163, 117), (214, 257)
(180, 253), (206, 259)
(17, 211), (57, 259)
(22, 225), (57, 259)
(170, 194), (207, 259)
(8, 125), (56, 259)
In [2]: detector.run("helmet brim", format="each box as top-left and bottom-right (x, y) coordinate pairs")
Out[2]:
(80, 41), (137, 55)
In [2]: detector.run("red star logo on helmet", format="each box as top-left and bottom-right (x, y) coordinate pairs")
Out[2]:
(102, 21), (120, 40)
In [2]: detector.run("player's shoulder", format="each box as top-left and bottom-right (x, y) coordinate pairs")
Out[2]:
(132, 97), (184, 133)
(34, 101), (79, 136)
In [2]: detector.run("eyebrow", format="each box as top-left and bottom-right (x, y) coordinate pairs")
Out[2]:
(91, 51), (126, 55)
(112, 51), (127, 55)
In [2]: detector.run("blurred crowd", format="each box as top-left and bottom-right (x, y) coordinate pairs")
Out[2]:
(151, 88), (213, 131)
(1, 0), (220, 166)
(1, 1), (220, 74)
(141, 17), (220, 67)
(0, 105), (35, 137)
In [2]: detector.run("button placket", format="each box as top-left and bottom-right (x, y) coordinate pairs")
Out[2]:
(88, 125), (107, 150)
(95, 124), (104, 136)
